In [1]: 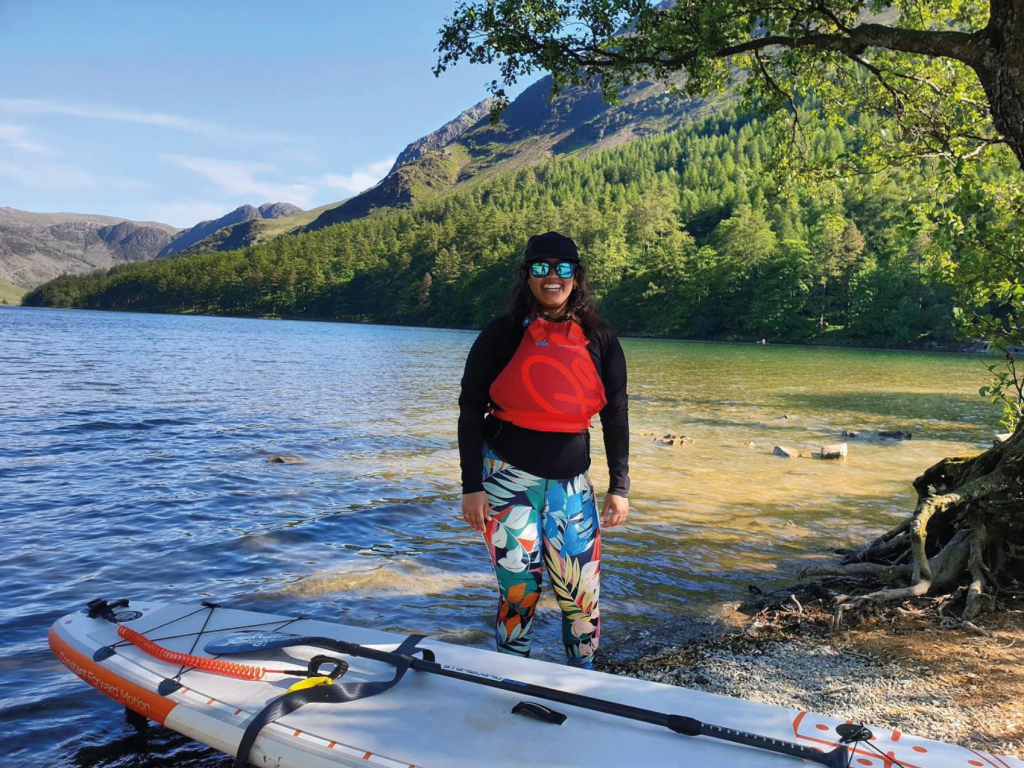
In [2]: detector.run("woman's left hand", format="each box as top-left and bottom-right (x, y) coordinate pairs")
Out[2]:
(600, 493), (629, 528)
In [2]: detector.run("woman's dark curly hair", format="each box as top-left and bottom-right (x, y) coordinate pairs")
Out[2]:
(508, 260), (601, 337)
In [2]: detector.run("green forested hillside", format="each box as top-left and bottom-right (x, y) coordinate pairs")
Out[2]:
(24, 108), (979, 346)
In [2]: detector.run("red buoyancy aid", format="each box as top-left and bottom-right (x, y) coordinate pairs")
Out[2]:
(489, 316), (607, 433)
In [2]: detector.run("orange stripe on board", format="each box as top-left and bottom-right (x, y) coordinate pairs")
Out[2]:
(48, 627), (177, 726)
(234, 709), (242, 716)
(206, 698), (215, 705)
(328, 742), (337, 749)
(968, 750), (1004, 768)
(791, 710), (807, 737)
(363, 752), (373, 759)
(293, 730), (302, 737)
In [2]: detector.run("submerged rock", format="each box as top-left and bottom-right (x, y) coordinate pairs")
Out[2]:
(817, 443), (848, 460)
(654, 433), (694, 447)
(268, 455), (305, 464)
(773, 445), (799, 458)
(842, 430), (911, 441)
(878, 430), (912, 440)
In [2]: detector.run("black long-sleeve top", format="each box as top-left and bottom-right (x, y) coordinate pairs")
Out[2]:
(458, 314), (630, 496)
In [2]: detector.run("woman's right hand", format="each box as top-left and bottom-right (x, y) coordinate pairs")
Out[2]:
(461, 491), (490, 533)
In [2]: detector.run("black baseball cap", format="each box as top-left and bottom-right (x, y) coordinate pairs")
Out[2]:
(524, 231), (580, 264)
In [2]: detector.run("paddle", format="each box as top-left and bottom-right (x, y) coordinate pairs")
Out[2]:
(206, 631), (852, 767)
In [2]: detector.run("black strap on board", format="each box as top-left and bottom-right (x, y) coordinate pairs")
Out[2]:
(232, 634), (428, 768)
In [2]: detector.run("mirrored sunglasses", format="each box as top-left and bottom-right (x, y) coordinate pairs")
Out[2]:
(529, 261), (576, 279)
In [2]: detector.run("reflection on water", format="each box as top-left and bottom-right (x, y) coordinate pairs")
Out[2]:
(0, 307), (1000, 765)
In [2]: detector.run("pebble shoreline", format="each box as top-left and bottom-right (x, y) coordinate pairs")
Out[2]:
(598, 608), (1023, 760)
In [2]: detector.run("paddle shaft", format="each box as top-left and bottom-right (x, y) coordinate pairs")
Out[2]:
(410, 656), (847, 767)
(218, 634), (848, 768)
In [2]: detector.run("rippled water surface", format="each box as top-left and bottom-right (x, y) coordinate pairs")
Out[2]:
(0, 307), (1000, 765)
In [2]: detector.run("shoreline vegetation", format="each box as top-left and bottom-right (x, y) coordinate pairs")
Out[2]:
(24, 109), (1014, 352)
(599, 589), (1024, 759)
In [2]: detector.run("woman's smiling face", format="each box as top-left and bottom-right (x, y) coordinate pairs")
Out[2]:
(528, 259), (575, 316)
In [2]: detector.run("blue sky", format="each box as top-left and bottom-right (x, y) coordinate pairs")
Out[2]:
(0, 1), (537, 228)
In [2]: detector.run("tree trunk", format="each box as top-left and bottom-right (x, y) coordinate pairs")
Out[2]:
(805, 421), (1024, 623)
(974, 0), (1024, 168)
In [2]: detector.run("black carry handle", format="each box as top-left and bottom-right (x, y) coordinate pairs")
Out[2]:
(512, 701), (567, 725)
(307, 655), (348, 680)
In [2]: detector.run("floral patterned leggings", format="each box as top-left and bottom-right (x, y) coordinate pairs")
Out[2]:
(481, 444), (601, 668)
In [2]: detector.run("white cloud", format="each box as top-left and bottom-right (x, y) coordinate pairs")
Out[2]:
(0, 161), (93, 191)
(320, 158), (394, 194)
(0, 98), (286, 143)
(162, 154), (316, 207)
(282, 147), (321, 167)
(0, 123), (49, 154)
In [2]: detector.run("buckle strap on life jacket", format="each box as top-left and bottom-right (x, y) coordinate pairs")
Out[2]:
(232, 634), (431, 768)
(489, 407), (596, 427)
(525, 315), (586, 346)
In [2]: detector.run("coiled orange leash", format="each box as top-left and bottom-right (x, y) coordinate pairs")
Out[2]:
(116, 625), (290, 680)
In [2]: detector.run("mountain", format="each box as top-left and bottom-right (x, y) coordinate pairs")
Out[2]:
(389, 99), (495, 171)
(158, 202), (303, 257)
(9, 64), (712, 283)
(258, 202), (302, 219)
(305, 71), (710, 231)
(168, 202), (342, 256)
(0, 207), (179, 290)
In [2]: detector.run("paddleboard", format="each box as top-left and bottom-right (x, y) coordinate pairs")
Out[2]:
(49, 599), (1021, 768)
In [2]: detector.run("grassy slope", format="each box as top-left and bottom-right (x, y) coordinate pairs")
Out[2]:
(255, 201), (346, 237)
(0, 278), (26, 305)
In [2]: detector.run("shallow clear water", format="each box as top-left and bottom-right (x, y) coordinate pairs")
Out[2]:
(0, 307), (1000, 765)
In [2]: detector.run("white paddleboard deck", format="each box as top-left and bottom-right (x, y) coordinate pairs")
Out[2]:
(49, 600), (1021, 768)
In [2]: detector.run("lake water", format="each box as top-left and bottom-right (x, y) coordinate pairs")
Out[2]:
(0, 306), (1000, 766)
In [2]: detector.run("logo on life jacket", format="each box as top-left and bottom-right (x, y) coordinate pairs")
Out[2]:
(489, 316), (607, 433)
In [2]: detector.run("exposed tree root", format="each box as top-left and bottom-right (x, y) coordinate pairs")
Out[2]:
(802, 425), (1024, 628)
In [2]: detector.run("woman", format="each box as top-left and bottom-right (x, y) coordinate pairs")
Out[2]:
(458, 231), (630, 669)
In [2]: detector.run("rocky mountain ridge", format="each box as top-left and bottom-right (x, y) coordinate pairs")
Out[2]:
(0, 208), (179, 290)
(0, 200), (305, 291)
(159, 202), (302, 256)
(305, 70), (706, 231)
(389, 99), (495, 172)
